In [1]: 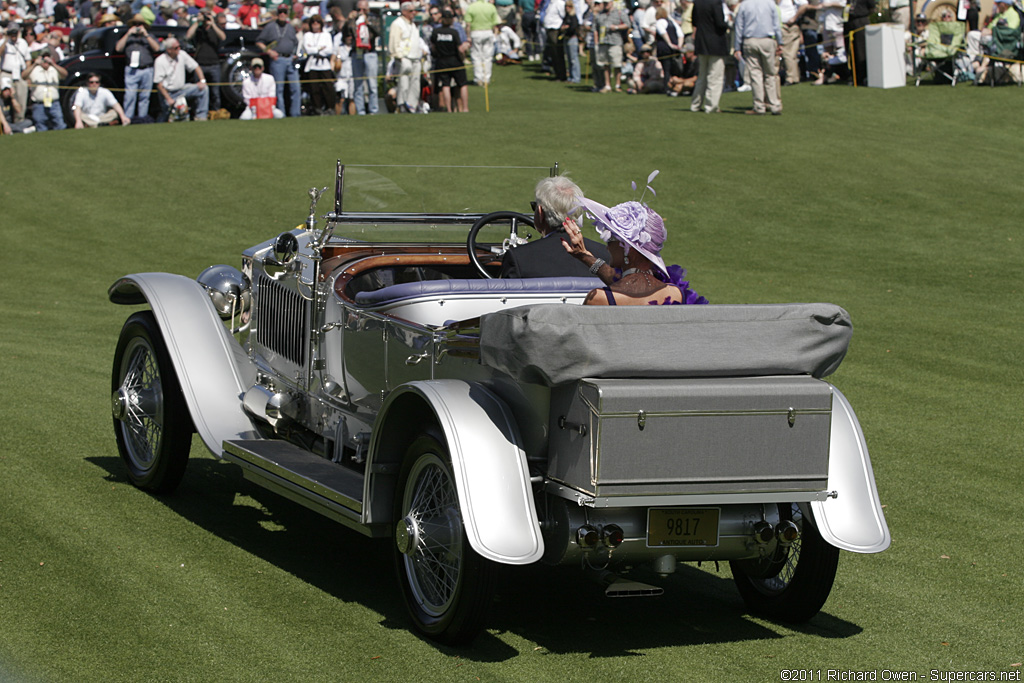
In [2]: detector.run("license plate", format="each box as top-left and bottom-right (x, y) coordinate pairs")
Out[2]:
(647, 508), (720, 547)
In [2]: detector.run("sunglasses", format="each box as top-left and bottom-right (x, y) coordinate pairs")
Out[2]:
(530, 201), (538, 212)
(88, 79), (100, 83)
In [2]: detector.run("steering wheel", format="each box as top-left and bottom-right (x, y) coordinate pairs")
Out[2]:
(467, 211), (535, 279)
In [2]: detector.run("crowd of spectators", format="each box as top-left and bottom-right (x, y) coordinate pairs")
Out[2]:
(1, 0), (1022, 133)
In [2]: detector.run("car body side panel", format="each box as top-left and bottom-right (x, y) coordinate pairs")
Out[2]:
(109, 273), (261, 456)
(375, 381), (544, 565)
(811, 387), (891, 553)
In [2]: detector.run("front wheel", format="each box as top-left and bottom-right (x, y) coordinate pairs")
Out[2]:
(394, 434), (495, 644)
(730, 504), (840, 622)
(111, 311), (193, 493)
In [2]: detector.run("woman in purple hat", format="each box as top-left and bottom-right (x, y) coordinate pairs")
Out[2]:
(562, 194), (708, 306)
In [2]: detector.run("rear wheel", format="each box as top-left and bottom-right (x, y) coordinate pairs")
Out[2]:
(111, 312), (192, 493)
(394, 433), (495, 644)
(730, 504), (839, 622)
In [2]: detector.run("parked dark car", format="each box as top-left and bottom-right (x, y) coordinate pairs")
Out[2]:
(59, 24), (262, 121)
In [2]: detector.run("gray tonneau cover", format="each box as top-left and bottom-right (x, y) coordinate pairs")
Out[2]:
(479, 303), (852, 386)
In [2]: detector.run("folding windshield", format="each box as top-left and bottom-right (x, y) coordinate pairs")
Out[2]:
(325, 163), (556, 245)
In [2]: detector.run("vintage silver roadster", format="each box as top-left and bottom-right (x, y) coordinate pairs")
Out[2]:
(108, 164), (889, 644)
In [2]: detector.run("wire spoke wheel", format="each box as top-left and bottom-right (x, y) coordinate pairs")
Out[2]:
(394, 433), (495, 644)
(111, 312), (192, 493)
(115, 336), (164, 471)
(730, 503), (840, 622)
(403, 453), (462, 615)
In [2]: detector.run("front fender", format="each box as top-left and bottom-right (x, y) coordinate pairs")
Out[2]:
(811, 386), (891, 553)
(109, 273), (261, 456)
(374, 380), (544, 565)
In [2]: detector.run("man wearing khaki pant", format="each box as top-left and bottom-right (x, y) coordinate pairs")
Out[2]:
(689, 0), (729, 113)
(779, 0), (808, 84)
(733, 0), (783, 115)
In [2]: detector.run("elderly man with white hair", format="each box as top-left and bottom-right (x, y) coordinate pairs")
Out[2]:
(499, 175), (611, 279)
(389, 1), (424, 112)
(153, 36), (209, 121)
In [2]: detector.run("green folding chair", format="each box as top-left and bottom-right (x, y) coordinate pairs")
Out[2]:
(916, 20), (968, 86)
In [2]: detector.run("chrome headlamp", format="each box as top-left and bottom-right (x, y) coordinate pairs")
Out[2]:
(197, 265), (252, 337)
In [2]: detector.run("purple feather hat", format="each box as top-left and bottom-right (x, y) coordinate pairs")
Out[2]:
(578, 197), (669, 277)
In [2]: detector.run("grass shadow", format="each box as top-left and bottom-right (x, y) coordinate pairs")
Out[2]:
(88, 454), (863, 659)
(487, 562), (862, 656)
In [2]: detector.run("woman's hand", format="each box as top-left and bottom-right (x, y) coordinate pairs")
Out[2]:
(561, 218), (591, 261)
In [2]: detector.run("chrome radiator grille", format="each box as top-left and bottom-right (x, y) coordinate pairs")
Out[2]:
(254, 274), (308, 366)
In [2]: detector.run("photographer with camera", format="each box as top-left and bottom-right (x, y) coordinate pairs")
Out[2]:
(115, 15), (160, 120)
(21, 49), (67, 131)
(186, 9), (226, 112)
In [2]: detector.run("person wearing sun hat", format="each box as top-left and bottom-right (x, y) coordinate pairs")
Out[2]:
(239, 57), (284, 118)
(115, 13), (160, 118)
(561, 173), (708, 306)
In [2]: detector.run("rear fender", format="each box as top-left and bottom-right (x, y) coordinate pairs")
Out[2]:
(369, 380), (544, 565)
(811, 386), (891, 553)
(109, 273), (261, 456)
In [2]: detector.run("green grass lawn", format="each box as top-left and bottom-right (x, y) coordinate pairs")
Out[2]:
(1, 65), (1021, 682)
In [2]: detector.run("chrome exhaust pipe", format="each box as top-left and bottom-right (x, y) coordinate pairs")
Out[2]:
(602, 524), (624, 548)
(752, 520), (775, 544)
(576, 525), (599, 548)
(775, 520), (800, 545)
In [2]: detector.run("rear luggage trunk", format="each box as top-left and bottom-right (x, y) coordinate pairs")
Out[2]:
(548, 376), (833, 497)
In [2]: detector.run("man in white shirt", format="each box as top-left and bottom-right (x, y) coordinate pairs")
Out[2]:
(388, 1), (423, 113)
(72, 72), (131, 127)
(239, 58), (284, 119)
(541, 0), (566, 79)
(153, 36), (209, 122)
(1, 24), (31, 122)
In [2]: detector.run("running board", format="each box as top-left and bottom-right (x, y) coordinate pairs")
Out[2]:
(222, 439), (375, 535)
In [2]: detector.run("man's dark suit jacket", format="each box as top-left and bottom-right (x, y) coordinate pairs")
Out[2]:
(692, 0), (729, 56)
(499, 231), (612, 279)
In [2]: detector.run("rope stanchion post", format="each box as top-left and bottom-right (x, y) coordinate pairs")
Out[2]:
(849, 27), (857, 86)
